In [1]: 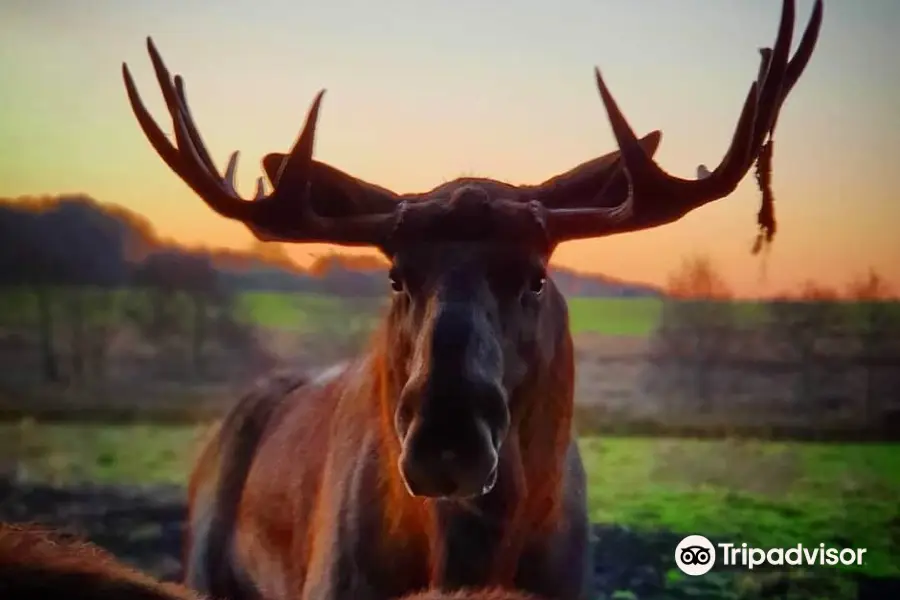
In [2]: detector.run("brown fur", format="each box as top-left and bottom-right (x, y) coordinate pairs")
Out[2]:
(185, 243), (589, 600)
(122, 6), (823, 598)
(0, 522), (545, 600)
(0, 523), (201, 600)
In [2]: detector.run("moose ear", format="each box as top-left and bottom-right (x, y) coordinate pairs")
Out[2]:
(259, 151), (401, 219)
(539, 130), (662, 189)
(532, 130), (662, 209)
(262, 153), (289, 186)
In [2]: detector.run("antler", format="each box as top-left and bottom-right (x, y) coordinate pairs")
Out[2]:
(537, 0), (823, 245)
(122, 38), (404, 247)
(123, 0), (821, 254)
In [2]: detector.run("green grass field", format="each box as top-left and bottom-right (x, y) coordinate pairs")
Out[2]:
(0, 289), (669, 336)
(2, 287), (899, 338)
(231, 291), (671, 336)
(5, 421), (897, 578)
(234, 292), (793, 336)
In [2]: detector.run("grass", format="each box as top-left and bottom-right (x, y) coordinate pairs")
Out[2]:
(235, 293), (765, 336)
(3, 287), (899, 339)
(566, 298), (662, 336)
(234, 291), (670, 336)
(232, 291), (359, 332)
(4, 421), (897, 578)
(4, 420), (208, 486)
(581, 437), (900, 578)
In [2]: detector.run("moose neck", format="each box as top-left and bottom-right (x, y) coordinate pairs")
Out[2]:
(369, 282), (576, 588)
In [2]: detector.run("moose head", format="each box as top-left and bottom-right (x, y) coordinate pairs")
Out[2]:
(122, 0), (820, 498)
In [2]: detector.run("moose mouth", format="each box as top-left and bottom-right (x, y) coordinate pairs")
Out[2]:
(460, 462), (500, 500)
(401, 463), (498, 500)
(397, 426), (501, 500)
(478, 464), (499, 496)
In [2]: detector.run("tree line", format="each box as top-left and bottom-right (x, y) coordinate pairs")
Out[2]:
(0, 195), (658, 392)
(3, 195), (896, 434)
(0, 196), (245, 384)
(647, 256), (900, 434)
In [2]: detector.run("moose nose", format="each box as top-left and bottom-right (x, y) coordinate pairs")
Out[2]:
(398, 419), (499, 499)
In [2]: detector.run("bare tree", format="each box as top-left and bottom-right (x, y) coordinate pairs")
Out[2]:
(248, 239), (296, 270)
(767, 280), (843, 408)
(0, 207), (61, 383)
(846, 269), (900, 423)
(667, 255), (734, 300)
(128, 250), (218, 378)
(650, 255), (738, 411)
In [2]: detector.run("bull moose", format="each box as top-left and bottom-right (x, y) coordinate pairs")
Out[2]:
(120, 1), (822, 600)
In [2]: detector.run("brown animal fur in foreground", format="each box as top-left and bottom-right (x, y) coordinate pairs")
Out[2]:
(0, 522), (543, 600)
(0, 522), (201, 600)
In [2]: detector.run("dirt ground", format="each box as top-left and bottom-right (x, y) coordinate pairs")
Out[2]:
(1, 477), (897, 599)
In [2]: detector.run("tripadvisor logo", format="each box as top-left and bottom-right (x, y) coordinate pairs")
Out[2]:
(675, 535), (716, 576)
(674, 535), (867, 576)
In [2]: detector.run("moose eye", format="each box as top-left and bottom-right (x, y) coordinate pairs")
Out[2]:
(388, 268), (404, 293)
(528, 274), (546, 296)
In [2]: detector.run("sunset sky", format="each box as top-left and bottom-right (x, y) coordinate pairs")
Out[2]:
(2, 0), (898, 297)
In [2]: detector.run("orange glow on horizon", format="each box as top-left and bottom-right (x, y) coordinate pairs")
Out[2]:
(2, 0), (898, 298)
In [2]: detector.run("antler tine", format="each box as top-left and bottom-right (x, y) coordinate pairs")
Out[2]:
(123, 38), (252, 222)
(122, 38), (402, 247)
(543, 0), (823, 244)
(746, 0), (823, 165)
(172, 74), (220, 179)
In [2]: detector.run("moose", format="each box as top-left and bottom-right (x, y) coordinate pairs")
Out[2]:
(120, 2), (822, 600)
(0, 522), (540, 600)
